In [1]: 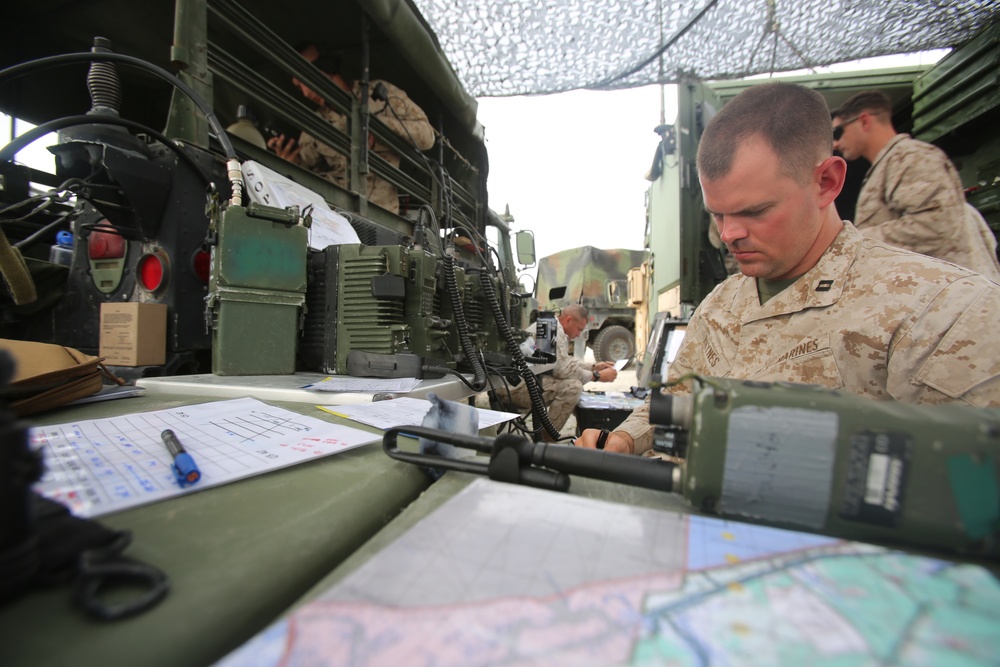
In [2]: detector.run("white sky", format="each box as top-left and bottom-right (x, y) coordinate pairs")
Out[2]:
(477, 85), (669, 273)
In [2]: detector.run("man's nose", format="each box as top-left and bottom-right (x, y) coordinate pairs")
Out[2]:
(718, 218), (747, 244)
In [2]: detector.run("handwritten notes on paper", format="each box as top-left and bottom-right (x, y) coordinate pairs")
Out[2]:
(31, 397), (378, 518)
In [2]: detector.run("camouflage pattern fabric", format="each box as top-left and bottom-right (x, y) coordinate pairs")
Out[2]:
(505, 319), (592, 432)
(618, 222), (1000, 455)
(506, 374), (583, 433)
(548, 317), (596, 384)
(535, 246), (646, 311)
(296, 80), (435, 214)
(855, 134), (1000, 281)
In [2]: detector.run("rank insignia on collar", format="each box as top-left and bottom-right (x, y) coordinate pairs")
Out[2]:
(816, 279), (834, 292)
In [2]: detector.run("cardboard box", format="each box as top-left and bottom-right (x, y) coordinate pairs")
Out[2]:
(100, 302), (167, 366)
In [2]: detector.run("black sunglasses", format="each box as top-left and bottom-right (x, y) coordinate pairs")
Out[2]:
(832, 116), (861, 141)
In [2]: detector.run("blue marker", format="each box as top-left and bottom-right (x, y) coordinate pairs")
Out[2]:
(161, 429), (201, 487)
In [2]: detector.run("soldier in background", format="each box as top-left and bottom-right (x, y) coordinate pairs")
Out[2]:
(577, 83), (1000, 455)
(832, 90), (1000, 280)
(504, 305), (617, 441)
(269, 44), (435, 214)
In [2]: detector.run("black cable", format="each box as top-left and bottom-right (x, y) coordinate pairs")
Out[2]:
(482, 362), (536, 437)
(423, 365), (479, 391)
(416, 204), (487, 391)
(480, 270), (560, 441)
(76, 222), (139, 241)
(1, 195), (50, 218)
(418, 205), (446, 256)
(443, 252), (488, 392)
(0, 115), (212, 187)
(2, 198), (55, 224)
(0, 52), (235, 160)
(12, 209), (74, 250)
(0, 178), (104, 221)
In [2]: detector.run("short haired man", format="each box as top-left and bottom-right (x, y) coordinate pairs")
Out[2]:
(577, 82), (1000, 455)
(269, 44), (435, 214)
(503, 304), (618, 441)
(832, 90), (1000, 280)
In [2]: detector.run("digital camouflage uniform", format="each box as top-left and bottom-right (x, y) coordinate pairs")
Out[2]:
(855, 134), (1000, 281)
(296, 80), (435, 213)
(618, 222), (1000, 455)
(507, 319), (594, 433)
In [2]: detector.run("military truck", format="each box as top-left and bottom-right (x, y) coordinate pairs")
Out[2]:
(531, 245), (647, 363)
(0, 0), (536, 380)
(643, 18), (1000, 327)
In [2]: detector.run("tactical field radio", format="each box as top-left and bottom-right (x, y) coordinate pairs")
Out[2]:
(651, 377), (1000, 557)
(298, 242), (516, 379)
(386, 376), (1000, 559)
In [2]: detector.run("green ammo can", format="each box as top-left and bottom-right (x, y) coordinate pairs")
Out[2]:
(207, 203), (309, 375)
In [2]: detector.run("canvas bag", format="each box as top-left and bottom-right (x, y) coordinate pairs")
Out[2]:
(0, 339), (120, 416)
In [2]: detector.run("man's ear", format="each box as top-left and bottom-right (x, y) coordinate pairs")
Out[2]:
(857, 110), (874, 131)
(815, 155), (847, 208)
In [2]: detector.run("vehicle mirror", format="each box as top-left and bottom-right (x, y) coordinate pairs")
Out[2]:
(515, 230), (536, 268)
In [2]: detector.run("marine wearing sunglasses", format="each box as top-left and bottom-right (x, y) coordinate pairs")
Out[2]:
(832, 115), (861, 141)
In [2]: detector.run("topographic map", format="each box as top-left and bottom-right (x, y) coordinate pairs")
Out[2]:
(219, 478), (1000, 666)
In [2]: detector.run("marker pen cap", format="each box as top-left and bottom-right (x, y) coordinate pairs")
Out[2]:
(172, 453), (201, 485)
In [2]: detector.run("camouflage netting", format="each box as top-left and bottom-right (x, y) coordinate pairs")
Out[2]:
(409, 0), (1000, 96)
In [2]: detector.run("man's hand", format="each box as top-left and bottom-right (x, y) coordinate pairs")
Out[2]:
(593, 361), (615, 371)
(267, 134), (301, 163)
(591, 367), (618, 382)
(574, 428), (633, 454)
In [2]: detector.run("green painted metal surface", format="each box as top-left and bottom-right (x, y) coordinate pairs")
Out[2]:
(2, 393), (432, 667)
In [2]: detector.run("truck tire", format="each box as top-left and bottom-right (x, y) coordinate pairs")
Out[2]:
(593, 325), (634, 363)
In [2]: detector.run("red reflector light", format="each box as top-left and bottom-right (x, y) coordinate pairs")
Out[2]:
(138, 254), (165, 291)
(87, 221), (126, 259)
(192, 250), (210, 283)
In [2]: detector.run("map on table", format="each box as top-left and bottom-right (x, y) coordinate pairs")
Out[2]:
(219, 477), (1000, 666)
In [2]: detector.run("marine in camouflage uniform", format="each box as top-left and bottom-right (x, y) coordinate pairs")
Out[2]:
(616, 221), (1000, 455)
(297, 79), (435, 214)
(506, 306), (616, 436)
(832, 90), (1000, 280)
(854, 134), (1000, 281)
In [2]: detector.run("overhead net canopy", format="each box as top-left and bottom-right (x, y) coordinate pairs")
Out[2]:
(410, 0), (1000, 96)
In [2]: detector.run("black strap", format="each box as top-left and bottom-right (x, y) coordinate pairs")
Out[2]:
(0, 493), (169, 619)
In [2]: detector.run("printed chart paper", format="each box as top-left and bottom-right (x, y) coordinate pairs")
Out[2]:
(32, 397), (378, 518)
